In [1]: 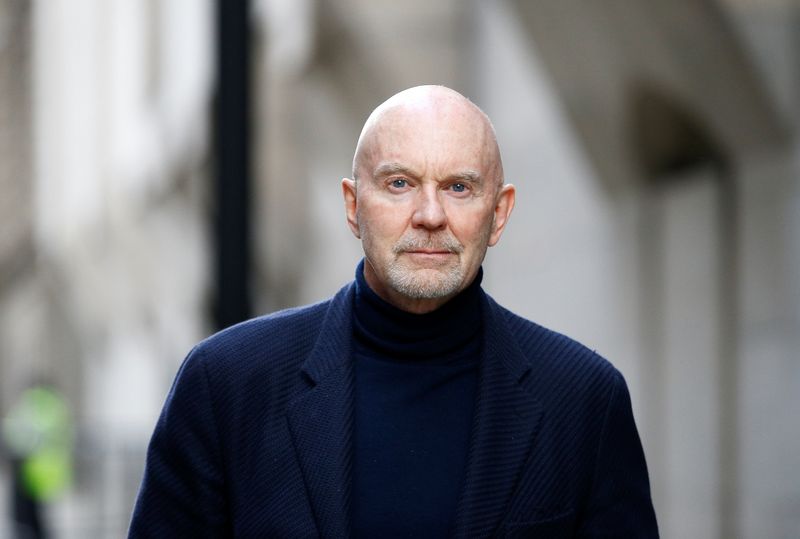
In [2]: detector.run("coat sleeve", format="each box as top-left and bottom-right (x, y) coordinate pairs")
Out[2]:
(128, 346), (229, 538)
(578, 370), (659, 538)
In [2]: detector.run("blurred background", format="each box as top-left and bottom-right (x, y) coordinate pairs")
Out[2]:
(0, 0), (798, 537)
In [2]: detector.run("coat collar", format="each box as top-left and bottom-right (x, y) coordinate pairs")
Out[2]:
(286, 282), (542, 538)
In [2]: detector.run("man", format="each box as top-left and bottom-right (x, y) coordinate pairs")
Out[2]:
(129, 86), (658, 537)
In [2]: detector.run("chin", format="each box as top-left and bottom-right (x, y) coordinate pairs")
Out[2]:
(389, 267), (465, 300)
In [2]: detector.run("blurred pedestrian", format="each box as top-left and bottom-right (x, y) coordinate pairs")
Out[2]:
(3, 384), (73, 539)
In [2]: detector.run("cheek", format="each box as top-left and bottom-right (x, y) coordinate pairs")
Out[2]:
(358, 204), (404, 247)
(361, 200), (411, 235)
(448, 208), (494, 247)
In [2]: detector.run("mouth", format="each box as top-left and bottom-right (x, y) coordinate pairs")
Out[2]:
(402, 250), (456, 264)
(406, 249), (453, 255)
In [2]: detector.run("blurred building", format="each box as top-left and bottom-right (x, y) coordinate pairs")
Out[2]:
(0, 0), (213, 535)
(0, 0), (797, 537)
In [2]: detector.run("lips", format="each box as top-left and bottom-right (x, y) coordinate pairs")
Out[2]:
(402, 250), (456, 266)
(406, 249), (453, 255)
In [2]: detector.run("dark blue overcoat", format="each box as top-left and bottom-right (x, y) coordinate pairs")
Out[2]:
(129, 282), (658, 538)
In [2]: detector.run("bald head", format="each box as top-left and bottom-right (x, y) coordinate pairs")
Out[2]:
(352, 85), (504, 190)
(341, 85), (516, 313)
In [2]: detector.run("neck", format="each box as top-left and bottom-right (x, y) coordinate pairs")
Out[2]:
(353, 259), (483, 360)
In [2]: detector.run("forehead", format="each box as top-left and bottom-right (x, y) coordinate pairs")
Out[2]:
(360, 101), (494, 177)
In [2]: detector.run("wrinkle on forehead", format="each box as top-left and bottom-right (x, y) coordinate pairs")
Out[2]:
(352, 86), (504, 187)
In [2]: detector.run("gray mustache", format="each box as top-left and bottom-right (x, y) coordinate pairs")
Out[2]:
(392, 235), (464, 254)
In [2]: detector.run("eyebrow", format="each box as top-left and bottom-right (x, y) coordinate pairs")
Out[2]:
(447, 170), (482, 184)
(373, 162), (419, 179)
(372, 163), (484, 185)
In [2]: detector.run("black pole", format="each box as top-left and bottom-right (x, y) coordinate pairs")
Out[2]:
(717, 163), (740, 539)
(212, 0), (252, 330)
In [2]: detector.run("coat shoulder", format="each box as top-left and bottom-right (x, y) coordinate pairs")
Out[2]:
(198, 299), (332, 360)
(187, 285), (351, 387)
(489, 300), (622, 398)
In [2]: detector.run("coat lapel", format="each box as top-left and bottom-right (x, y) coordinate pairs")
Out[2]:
(285, 284), (542, 538)
(452, 294), (544, 538)
(286, 285), (356, 539)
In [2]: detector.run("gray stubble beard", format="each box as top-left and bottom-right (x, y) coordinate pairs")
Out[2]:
(385, 258), (465, 299)
(385, 233), (467, 299)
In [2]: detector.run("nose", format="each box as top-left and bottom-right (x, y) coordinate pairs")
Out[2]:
(411, 186), (447, 231)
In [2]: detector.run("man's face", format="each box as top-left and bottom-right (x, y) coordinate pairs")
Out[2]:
(343, 90), (515, 313)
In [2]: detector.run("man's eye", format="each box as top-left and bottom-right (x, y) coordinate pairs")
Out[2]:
(390, 179), (408, 189)
(450, 183), (467, 193)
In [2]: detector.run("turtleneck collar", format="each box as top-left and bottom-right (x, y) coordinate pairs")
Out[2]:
(353, 259), (483, 361)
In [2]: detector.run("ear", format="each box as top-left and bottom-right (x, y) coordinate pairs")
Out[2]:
(488, 183), (515, 246)
(342, 178), (361, 238)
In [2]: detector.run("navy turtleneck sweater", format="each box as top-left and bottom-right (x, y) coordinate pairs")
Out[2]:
(352, 260), (482, 538)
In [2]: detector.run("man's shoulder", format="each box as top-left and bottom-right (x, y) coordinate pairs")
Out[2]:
(487, 298), (621, 393)
(197, 298), (333, 358)
(186, 283), (353, 382)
